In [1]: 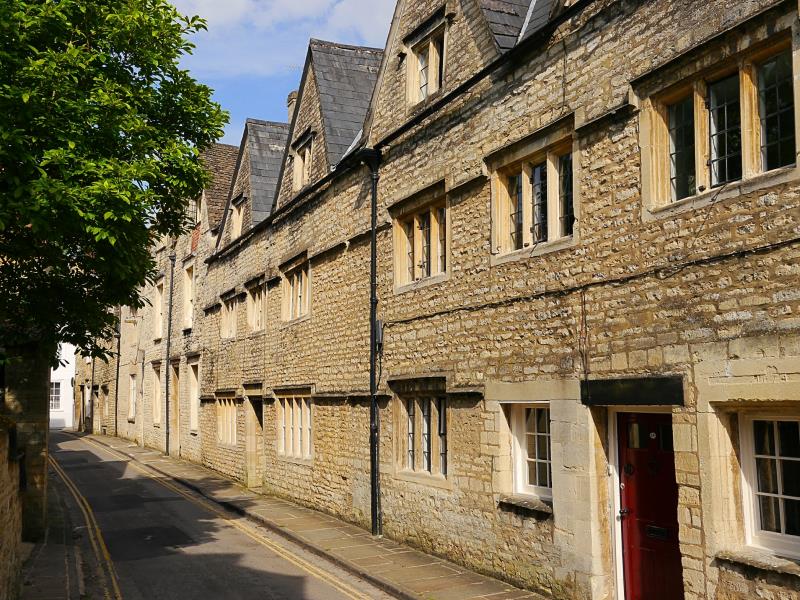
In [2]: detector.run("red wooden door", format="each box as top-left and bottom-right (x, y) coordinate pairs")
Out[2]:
(618, 412), (684, 600)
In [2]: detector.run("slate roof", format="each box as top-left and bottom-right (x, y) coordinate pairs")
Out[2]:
(244, 119), (290, 224)
(200, 143), (238, 230)
(479, 0), (558, 52)
(309, 40), (383, 167)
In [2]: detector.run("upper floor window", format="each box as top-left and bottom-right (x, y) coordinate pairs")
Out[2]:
(395, 200), (447, 286)
(493, 139), (575, 255)
(230, 197), (244, 239)
(292, 139), (313, 191)
(409, 26), (444, 104)
(221, 296), (238, 339)
(247, 285), (265, 332)
(153, 279), (164, 340)
(183, 264), (195, 329)
(643, 45), (795, 207)
(742, 416), (800, 559)
(283, 262), (309, 321)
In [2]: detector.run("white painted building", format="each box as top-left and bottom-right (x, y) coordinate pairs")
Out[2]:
(49, 343), (75, 429)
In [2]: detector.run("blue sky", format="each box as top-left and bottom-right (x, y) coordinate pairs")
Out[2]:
(172, 0), (397, 145)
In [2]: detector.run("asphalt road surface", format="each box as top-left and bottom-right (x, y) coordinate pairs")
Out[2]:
(50, 431), (393, 600)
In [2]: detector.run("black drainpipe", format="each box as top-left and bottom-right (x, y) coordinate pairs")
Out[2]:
(357, 147), (382, 536)
(88, 356), (95, 433)
(114, 316), (121, 437)
(164, 252), (177, 455)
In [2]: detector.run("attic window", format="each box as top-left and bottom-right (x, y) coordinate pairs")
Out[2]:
(410, 26), (445, 104)
(293, 139), (313, 191)
(231, 196), (244, 239)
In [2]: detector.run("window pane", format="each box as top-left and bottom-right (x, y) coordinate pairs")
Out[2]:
(559, 153), (574, 237)
(537, 460), (549, 488)
(419, 212), (431, 278)
(404, 220), (415, 282)
(759, 495), (781, 533)
(778, 421), (800, 458)
(709, 74), (742, 186)
(782, 460), (800, 498)
(537, 434), (549, 461)
(756, 457), (779, 494)
(628, 422), (643, 449)
(669, 96), (696, 201)
(531, 162), (548, 243)
(754, 420), (775, 455)
(537, 408), (549, 434)
(785, 499), (800, 536)
(508, 173), (523, 250)
(437, 207), (447, 273)
(759, 51), (796, 171)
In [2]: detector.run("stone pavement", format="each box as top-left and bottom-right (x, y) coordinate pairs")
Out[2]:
(86, 432), (544, 600)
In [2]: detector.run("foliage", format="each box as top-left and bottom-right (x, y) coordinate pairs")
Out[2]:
(0, 0), (227, 358)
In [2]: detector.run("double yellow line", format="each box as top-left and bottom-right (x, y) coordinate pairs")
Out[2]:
(49, 455), (123, 600)
(63, 434), (371, 600)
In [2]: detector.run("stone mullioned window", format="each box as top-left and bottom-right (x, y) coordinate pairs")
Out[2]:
(641, 40), (796, 209)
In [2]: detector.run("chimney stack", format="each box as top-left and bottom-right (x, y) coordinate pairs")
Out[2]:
(287, 91), (298, 124)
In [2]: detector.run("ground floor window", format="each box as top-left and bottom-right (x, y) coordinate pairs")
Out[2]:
(217, 398), (237, 446)
(277, 394), (312, 460)
(510, 404), (552, 499)
(743, 416), (800, 558)
(49, 382), (61, 410)
(400, 396), (447, 477)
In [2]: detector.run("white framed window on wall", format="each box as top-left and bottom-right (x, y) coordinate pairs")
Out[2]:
(247, 285), (265, 332)
(128, 374), (137, 420)
(216, 397), (236, 446)
(231, 197), (244, 239)
(408, 25), (445, 104)
(154, 279), (164, 340)
(642, 41), (796, 208)
(400, 396), (448, 477)
(510, 403), (552, 499)
(742, 415), (800, 559)
(188, 361), (200, 432)
(493, 138), (575, 256)
(292, 138), (314, 191)
(49, 382), (61, 410)
(276, 393), (313, 460)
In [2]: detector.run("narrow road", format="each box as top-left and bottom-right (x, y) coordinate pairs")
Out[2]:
(49, 431), (392, 600)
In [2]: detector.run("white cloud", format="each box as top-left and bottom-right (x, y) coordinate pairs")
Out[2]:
(173, 0), (395, 78)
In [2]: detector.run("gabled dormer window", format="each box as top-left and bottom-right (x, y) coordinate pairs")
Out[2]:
(292, 138), (313, 191)
(230, 196), (244, 239)
(410, 27), (445, 104)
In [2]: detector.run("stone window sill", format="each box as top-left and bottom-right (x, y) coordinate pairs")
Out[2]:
(716, 548), (800, 579)
(498, 493), (553, 517)
(490, 235), (576, 267)
(643, 164), (799, 222)
(277, 454), (313, 467)
(394, 272), (449, 295)
(393, 468), (453, 491)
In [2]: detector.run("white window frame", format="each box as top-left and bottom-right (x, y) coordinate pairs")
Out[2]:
(400, 396), (448, 477)
(183, 264), (195, 329)
(152, 365), (162, 425)
(188, 361), (200, 432)
(292, 140), (313, 191)
(741, 414), (800, 559)
(510, 403), (552, 500)
(216, 398), (237, 446)
(277, 395), (313, 460)
(49, 381), (61, 410)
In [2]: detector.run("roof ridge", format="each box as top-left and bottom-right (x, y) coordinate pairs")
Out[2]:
(309, 38), (385, 54)
(246, 118), (289, 128)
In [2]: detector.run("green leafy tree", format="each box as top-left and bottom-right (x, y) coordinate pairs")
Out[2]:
(0, 0), (227, 359)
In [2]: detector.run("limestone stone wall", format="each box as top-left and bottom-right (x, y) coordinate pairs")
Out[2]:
(0, 422), (22, 600)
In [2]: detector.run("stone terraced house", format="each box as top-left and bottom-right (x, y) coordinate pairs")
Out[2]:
(77, 1), (800, 598)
